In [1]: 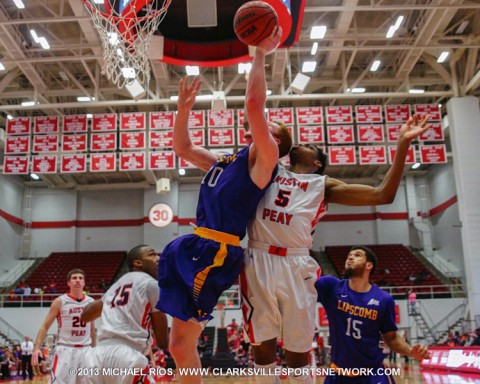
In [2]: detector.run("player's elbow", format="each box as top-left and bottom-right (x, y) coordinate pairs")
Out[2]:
(172, 142), (189, 159)
(245, 93), (265, 113)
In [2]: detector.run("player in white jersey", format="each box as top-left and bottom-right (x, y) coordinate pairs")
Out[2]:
(241, 115), (430, 384)
(32, 269), (96, 384)
(81, 245), (168, 384)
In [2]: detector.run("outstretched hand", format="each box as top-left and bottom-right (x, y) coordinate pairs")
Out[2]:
(177, 76), (201, 112)
(410, 344), (431, 360)
(256, 26), (283, 55)
(399, 114), (430, 141)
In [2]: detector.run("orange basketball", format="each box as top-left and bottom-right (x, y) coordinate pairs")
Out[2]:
(233, 1), (279, 46)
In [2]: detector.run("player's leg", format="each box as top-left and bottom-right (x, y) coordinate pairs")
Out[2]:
(251, 338), (281, 384)
(169, 317), (203, 384)
(285, 350), (312, 383)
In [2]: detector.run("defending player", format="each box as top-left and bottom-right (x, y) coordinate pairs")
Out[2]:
(315, 246), (430, 383)
(32, 269), (96, 384)
(81, 245), (168, 384)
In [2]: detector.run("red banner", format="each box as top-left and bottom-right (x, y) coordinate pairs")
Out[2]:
(120, 132), (146, 150)
(414, 103), (442, 121)
(33, 135), (59, 153)
(189, 129), (205, 146)
(120, 112), (146, 130)
(34, 116), (59, 134)
(297, 125), (324, 144)
(237, 129), (248, 146)
(386, 124), (402, 142)
(3, 156), (29, 174)
(32, 155), (57, 173)
(355, 105), (383, 123)
(384, 105), (410, 123)
(6, 117), (31, 135)
(188, 110), (205, 128)
(61, 154), (87, 173)
(419, 122), (444, 141)
(5, 136), (30, 154)
(237, 109), (245, 127)
(208, 109), (234, 127)
(421, 347), (480, 374)
(420, 144), (447, 163)
(296, 107), (323, 125)
(327, 125), (355, 144)
(90, 133), (117, 151)
(359, 146), (387, 165)
(90, 153), (116, 172)
(62, 134), (87, 152)
(328, 146), (356, 165)
(63, 114), (87, 133)
(318, 307), (328, 326)
(149, 111), (175, 130)
(326, 106), (353, 124)
(357, 124), (385, 143)
(119, 152), (146, 171)
(208, 128), (235, 146)
(149, 151), (176, 170)
(150, 130), (173, 148)
(268, 108), (294, 125)
(92, 113), (117, 131)
(179, 157), (196, 169)
(388, 146), (416, 164)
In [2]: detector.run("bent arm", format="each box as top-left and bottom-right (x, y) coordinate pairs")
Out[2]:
(383, 331), (430, 360)
(151, 310), (169, 350)
(32, 298), (61, 365)
(81, 299), (103, 323)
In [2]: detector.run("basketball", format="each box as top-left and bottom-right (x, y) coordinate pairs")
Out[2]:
(233, 1), (279, 46)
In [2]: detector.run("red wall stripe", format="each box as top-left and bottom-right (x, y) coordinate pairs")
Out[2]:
(0, 209), (24, 226)
(429, 195), (457, 217)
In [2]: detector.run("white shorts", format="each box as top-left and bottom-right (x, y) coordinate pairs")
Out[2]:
(49, 345), (92, 384)
(84, 344), (155, 384)
(240, 244), (320, 353)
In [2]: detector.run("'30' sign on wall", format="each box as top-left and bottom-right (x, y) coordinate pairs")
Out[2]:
(148, 203), (174, 228)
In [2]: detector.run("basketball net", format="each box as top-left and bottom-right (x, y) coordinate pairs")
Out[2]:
(83, 0), (171, 88)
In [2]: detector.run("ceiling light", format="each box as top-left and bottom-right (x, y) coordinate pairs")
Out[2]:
(386, 26), (396, 38)
(456, 20), (469, 35)
(393, 15), (404, 30)
(352, 87), (366, 93)
(266, 90), (272, 95)
(21, 101), (36, 106)
(196, 95), (213, 101)
(302, 61), (317, 73)
(121, 67), (136, 79)
(437, 51), (450, 63)
(238, 63), (252, 74)
(77, 96), (94, 102)
(59, 71), (69, 81)
(13, 0), (25, 9)
(170, 96), (179, 101)
(411, 163), (421, 169)
(409, 89), (425, 94)
(370, 60), (381, 72)
(7, 115), (13, 120)
(87, 114), (93, 118)
(310, 42), (318, 55)
(0, 62), (5, 71)
(30, 29), (40, 43)
(30, 173), (40, 180)
(178, 168), (186, 176)
(186, 66), (199, 76)
(38, 37), (50, 50)
(310, 26), (327, 39)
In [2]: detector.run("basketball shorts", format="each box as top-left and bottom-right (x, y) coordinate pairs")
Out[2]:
(240, 241), (320, 353)
(49, 345), (92, 384)
(157, 227), (243, 322)
(84, 344), (155, 384)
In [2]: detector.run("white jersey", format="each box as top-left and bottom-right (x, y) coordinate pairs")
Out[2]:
(98, 271), (158, 354)
(247, 165), (327, 249)
(56, 294), (94, 346)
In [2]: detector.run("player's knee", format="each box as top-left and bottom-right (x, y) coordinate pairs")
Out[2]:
(169, 336), (195, 361)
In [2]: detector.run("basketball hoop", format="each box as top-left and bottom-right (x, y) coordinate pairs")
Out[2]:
(83, 0), (171, 88)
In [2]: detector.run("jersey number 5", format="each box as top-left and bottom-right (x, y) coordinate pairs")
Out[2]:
(274, 189), (292, 208)
(110, 284), (133, 308)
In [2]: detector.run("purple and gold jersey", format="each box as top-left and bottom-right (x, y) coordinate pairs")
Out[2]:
(315, 276), (397, 369)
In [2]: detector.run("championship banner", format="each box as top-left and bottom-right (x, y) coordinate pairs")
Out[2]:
(90, 153), (117, 172)
(32, 155), (57, 174)
(359, 146), (387, 165)
(61, 154), (87, 173)
(327, 125), (355, 144)
(5, 136), (30, 154)
(237, 109), (245, 127)
(33, 135), (59, 153)
(119, 152), (146, 171)
(120, 112), (146, 130)
(120, 132), (146, 150)
(418, 122), (444, 141)
(208, 128), (235, 147)
(389, 146), (416, 164)
(149, 130), (173, 148)
(386, 124), (402, 142)
(3, 156), (29, 174)
(63, 114), (88, 133)
(267, 107), (294, 125)
(188, 110), (205, 128)
(296, 107), (323, 125)
(384, 105), (410, 123)
(326, 106), (353, 124)
(90, 133), (117, 151)
(237, 129), (248, 147)
(149, 111), (175, 130)
(357, 124), (385, 143)
(6, 117), (31, 135)
(179, 157), (196, 169)
(208, 109), (234, 127)
(420, 144), (447, 164)
(328, 146), (356, 165)
(34, 116), (59, 134)
(62, 134), (88, 152)
(355, 105), (383, 123)
(149, 151), (176, 170)
(297, 125), (324, 144)
(189, 129), (205, 146)
(92, 113), (117, 131)
(414, 104), (442, 122)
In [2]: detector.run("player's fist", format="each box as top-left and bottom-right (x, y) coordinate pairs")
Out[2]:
(410, 344), (430, 360)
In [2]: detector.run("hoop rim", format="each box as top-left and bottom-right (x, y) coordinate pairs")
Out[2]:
(82, 0), (171, 22)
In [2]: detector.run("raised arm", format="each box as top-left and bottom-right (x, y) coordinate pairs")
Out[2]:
(172, 77), (218, 172)
(246, 27), (283, 188)
(325, 114), (429, 206)
(32, 298), (61, 365)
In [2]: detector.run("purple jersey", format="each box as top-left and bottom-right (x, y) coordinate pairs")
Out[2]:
(315, 276), (397, 369)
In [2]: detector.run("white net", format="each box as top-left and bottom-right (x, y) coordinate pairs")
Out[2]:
(83, 0), (171, 88)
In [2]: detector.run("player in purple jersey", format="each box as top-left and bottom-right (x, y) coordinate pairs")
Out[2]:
(156, 27), (293, 384)
(315, 246), (430, 383)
